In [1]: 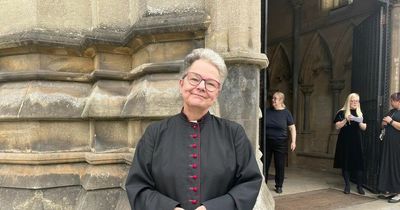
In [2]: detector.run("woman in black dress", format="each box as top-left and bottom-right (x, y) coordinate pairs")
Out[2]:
(378, 92), (400, 203)
(333, 93), (367, 194)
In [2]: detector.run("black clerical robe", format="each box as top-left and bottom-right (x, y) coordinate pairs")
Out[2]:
(125, 112), (262, 210)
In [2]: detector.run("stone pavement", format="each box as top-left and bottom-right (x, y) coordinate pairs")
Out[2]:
(266, 167), (400, 210)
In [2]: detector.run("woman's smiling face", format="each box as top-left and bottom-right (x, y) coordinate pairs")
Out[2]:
(179, 59), (221, 112)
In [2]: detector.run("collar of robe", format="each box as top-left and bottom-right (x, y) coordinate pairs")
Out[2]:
(180, 108), (211, 125)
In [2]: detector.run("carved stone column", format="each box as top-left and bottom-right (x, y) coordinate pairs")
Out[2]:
(290, 0), (303, 123)
(330, 80), (345, 123)
(328, 80), (345, 154)
(206, 0), (273, 208)
(300, 85), (314, 133)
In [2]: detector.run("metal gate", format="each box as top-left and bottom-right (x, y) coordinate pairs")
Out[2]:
(351, 2), (390, 193)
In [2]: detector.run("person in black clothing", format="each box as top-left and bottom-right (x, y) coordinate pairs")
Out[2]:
(333, 93), (367, 195)
(125, 48), (262, 210)
(265, 91), (296, 194)
(378, 92), (400, 203)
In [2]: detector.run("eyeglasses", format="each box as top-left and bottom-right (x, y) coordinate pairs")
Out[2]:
(183, 72), (221, 92)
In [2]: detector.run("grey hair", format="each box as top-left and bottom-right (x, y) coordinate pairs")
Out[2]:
(181, 48), (228, 84)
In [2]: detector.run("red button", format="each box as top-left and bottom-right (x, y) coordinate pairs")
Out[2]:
(190, 175), (198, 180)
(191, 154), (198, 158)
(190, 199), (198, 204)
(192, 124), (198, 129)
(190, 144), (197, 148)
(191, 134), (198, 138)
(191, 163), (198, 169)
(190, 187), (198, 192)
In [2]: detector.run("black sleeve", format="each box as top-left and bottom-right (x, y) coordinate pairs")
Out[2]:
(286, 109), (295, 126)
(125, 124), (180, 210)
(334, 111), (344, 123)
(202, 124), (262, 210)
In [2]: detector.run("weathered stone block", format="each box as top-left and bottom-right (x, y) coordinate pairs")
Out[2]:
(0, 0), (36, 35)
(81, 164), (128, 190)
(40, 54), (93, 73)
(115, 190), (131, 210)
(35, 121), (91, 151)
(127, 120), (152, 149)
(83, 80), (130, 117)
(0, 121), (90, 152)
(0, 187), (81, 210)
(94, 53), (131, 72)
(122, 74), (182, 117)
(77, 188), (122, 210)
(0, 54), (40, 72)
(17, 81), (91, 119)
(93, 121), (128, 152)
(0, 82), (28, 118)
(37, 0), (92, 30)
(0, 164), (83, 189)
(131, 41), (196, 67)
(92, 0), (130, 30)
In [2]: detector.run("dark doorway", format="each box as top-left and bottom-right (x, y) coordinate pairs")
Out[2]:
(351, 2), (390, 193)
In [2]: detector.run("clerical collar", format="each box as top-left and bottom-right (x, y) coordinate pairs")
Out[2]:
(180, 108), (210, 123)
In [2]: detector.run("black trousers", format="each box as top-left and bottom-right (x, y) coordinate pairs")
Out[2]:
(265, 139), (288, 188)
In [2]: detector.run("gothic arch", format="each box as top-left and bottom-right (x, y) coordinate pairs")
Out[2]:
(297, 32), (333, 153)
(299, 32), (333, 85)
(267, 43), (293, 110)
(332, 23), (355, 80)
(268, 43), (291, 85)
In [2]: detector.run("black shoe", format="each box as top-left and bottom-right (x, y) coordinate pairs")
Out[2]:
(275, 187), (282, 194)
(344, 185), (350, 194)
(378, 194), (396, 199)
(357, 187), (365, 195)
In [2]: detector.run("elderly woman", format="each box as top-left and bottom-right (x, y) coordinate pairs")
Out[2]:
(334, 93), (367, 195)
(125, 48), (262, 210)
(264, 91), (296, 194)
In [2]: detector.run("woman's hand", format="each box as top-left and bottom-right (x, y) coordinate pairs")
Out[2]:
(290, 141), (296, 151)
(174, 205), (206, 210)
(359, 122), (367, 131)
(335, 119), (347, 130)
(288, 125), (296, 151)
(383, 116), (393, 125)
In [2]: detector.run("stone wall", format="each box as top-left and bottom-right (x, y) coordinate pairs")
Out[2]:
(0, 0), (272, 209)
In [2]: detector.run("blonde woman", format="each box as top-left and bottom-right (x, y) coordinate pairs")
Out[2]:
(334, 93), (367, 195)
(265, 92), (296, 194)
